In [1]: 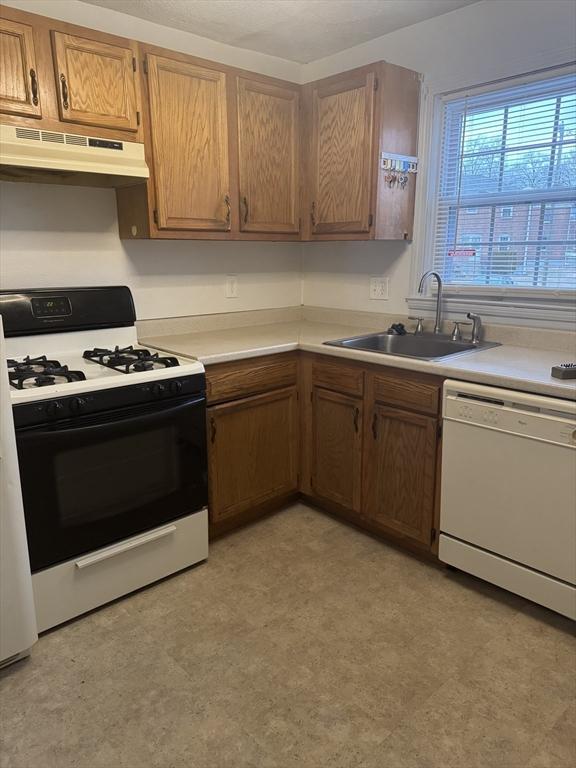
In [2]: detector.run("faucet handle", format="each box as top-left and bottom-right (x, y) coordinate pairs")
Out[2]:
(451, 320), (471, 342)
(408, 316), (425, 335)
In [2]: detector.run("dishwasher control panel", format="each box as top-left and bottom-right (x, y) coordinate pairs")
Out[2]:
(445, 394), (576, 446)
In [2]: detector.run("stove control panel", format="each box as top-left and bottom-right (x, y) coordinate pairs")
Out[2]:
(13, 373), (206, 429)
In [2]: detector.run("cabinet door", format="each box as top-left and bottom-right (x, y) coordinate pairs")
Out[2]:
(363, 405), (437, 546)
(147, 55), (230, 231)
(310, 71), (375, 234)
(237, 77), (299, 233)
(208, 388), (298, 523)
(0, 18), (41, 118)
(51, 31), (138, 131)
(311, 387), (362, 513)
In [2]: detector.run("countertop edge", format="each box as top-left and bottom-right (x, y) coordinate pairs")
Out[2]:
(141, 329), (576, 401)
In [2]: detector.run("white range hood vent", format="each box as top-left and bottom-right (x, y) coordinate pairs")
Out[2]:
(0, 124), (149, 187)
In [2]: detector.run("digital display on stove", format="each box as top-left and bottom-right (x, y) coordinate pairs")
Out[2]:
(31, 296), (72, 318)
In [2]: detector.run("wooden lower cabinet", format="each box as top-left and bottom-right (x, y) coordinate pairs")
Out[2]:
(206, 352), (441, 553)
(311, 387), (363, 513)
(207, 386), (299, 529)
(362, 404), (438, 547)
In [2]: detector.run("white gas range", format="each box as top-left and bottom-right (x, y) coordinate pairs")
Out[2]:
(1, 287), (208, 632)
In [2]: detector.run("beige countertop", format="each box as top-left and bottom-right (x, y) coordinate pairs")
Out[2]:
(141, 320), (576, 401)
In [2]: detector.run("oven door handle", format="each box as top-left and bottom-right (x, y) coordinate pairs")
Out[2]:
(75, 524), (177, 569)
(23, 395), (205, 436)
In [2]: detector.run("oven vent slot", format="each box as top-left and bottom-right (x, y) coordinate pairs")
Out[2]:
(15, 128), (41, 141)
(41, 131), (65, 143)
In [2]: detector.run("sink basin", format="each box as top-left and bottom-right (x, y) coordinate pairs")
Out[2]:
(324, 332), (500, 360)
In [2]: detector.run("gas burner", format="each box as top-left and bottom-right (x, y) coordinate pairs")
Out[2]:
(7, 360), (87, 390)
(7, 355), (62, 372)
(83, 345), (179, 374)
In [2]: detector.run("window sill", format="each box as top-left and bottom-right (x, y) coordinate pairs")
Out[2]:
(406, 293), (576, 330)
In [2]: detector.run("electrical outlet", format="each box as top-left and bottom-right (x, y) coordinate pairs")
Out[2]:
(225, 275), (238, 298)
(369, 276), (389, 300)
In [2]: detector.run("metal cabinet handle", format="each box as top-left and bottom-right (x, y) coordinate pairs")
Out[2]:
(310, 201), (317, 227)
(60, 73), (69, 109)
(30, 68), (39, 106)
(371, 413), (378, 440)
(242, 195), (249, 224)
(353, 407), (360, 433)
(210, 417), (217, 444)
(224, 194), (231, 228)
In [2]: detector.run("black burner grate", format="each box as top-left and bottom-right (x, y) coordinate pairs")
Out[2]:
(7, 356), (87, 390)
(83, 345), (179, 374)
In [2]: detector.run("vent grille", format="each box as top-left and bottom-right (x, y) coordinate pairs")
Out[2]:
(14, 128), (89, 146)
(15, 128), (41, 141)
(65, 134), (88, 146)
(41, 131), (65, 143)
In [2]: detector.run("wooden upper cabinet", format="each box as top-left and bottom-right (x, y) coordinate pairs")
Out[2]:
(237, 77), (299, 234)
(309, 70), (375, 235)
(311, 387), (363, 513)
(51, 31), (138, 131)
(147, 54), (230, 231)
(0, 18), (42, 118)
(363, 404), (437, 546)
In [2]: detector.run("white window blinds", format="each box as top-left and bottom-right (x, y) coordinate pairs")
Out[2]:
(432, 72), (576, 291)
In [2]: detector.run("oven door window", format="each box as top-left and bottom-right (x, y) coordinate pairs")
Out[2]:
(17, 396), (207, 572)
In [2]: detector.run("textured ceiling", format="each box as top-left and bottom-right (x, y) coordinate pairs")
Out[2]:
(77, 0), (478, 63)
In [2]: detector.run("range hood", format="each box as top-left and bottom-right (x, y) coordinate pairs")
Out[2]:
(0, 124), (149, 188)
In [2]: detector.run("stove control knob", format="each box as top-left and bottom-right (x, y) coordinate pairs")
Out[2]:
(69, 397), (87, 414)
(152, 383), (166, 398)
(45, 401), (63, 417)
(168, 380), (182, 395)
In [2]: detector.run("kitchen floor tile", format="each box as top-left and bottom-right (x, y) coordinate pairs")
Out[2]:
(1, 503), (574, 768)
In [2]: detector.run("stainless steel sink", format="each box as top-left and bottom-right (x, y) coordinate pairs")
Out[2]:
(324, 332), (500, 360)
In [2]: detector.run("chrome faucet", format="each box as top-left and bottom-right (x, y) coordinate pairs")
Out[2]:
(418, 270), (443, 334)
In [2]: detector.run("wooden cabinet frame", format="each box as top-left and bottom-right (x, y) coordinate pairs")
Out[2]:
(0, 17), (42, 119)
(0, 4), (143, 143)
(1, 6), (420, 242)
(210, 352), (441, 554)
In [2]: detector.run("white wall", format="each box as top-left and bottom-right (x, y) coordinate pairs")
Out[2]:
(0, 183), (302, 320)
(301, 0), (576, 316)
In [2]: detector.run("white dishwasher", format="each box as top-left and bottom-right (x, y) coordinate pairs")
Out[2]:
(439, 380), (576, 620)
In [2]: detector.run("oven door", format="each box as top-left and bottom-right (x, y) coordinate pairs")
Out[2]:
(16, 395), (207, 572)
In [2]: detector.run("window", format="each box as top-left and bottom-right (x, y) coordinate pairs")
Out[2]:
(431, 72), (576, 291)
(465, 207), (478, 214)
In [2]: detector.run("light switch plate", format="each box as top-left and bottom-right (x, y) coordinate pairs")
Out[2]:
(225, 275), (238, 298)
(369, 276), (389, 300)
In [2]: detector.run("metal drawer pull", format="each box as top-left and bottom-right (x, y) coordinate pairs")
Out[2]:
(30, 68), (39, 106)
(75, 524), (177, 569)
(353, 407), (360, 433)
(242, 195), (249, 224)
(60, 73), (69, 109)
(371, 413), (378, 439)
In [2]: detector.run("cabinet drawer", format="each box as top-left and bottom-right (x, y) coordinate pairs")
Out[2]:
(206, 354), (298, 403)
(312, 359), (364, 396)
(372, 372), (440, 416)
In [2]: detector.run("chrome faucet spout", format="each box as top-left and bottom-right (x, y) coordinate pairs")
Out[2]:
(418, 270), (443, 334)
